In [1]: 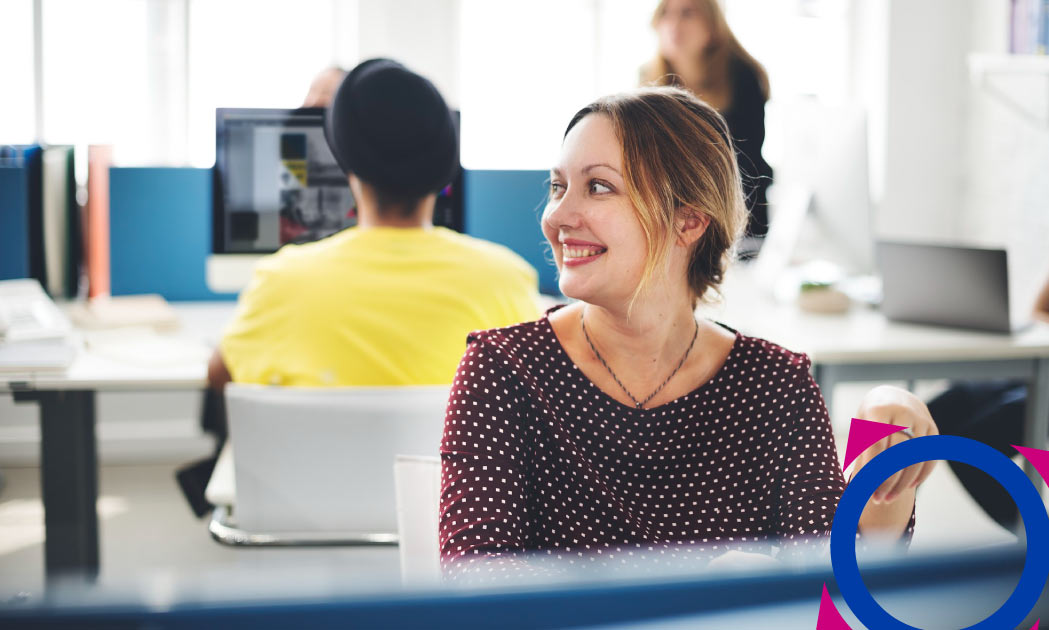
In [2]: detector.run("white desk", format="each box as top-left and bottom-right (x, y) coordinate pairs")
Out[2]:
(702, 267), (1049, 483)
(0, 302), (236, 581)
(6, 289), (1049, 581)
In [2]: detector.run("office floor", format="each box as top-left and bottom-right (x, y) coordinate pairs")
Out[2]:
(0, 384), (1021, 607)
(0, 463), (402, 605)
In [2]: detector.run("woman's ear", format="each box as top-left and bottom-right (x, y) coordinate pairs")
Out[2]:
(677, 209), (711, 246)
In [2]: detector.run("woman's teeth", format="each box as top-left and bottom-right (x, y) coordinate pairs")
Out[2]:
(563, 246), (606, 259)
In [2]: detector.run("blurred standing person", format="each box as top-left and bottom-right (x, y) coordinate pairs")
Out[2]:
(641, 0), (773, 239)
(303, 66), (348, 108)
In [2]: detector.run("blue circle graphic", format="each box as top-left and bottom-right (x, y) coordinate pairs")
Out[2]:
(830, 435), (1049, 630)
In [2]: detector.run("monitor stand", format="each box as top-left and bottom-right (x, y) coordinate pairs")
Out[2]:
(206, 254), (264, 293)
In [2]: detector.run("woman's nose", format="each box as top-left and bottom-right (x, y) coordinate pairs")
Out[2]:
(543, 190), (582, 231)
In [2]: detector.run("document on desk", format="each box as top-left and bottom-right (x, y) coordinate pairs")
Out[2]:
(0, 278), (77, 372)
(0, 338), (76, 372)
(69, 294), (180, 331)
(83, 327), (212, 368)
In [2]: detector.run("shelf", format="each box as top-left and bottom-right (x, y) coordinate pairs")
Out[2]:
(969, 53), (1049, 75)
(968, 53), (1049, 127)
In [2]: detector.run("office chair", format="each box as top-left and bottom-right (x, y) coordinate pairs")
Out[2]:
(206, 383), (448, 547)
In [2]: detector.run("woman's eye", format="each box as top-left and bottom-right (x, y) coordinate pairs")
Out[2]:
(590, 181), (612, 195)
(550, 182), (566, 196)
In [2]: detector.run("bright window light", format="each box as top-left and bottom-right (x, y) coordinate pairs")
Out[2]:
(40, 0), (152, 161)
(186, 0), (341, 167)
(0, 0), (36, 144)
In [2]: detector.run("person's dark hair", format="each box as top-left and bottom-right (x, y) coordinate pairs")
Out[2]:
(324, 58), (458, 218)
(564, 87), (746, 306)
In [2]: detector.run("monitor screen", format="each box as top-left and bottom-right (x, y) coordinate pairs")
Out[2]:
(212, 107), (462, 255)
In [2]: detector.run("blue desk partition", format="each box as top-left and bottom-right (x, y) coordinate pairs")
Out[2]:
(0, 545), (1036, 629)
(0, 165), (30, 280)
(109, 167), (236, 301)
(464, 170), (558, 295)
(107, 168), (555, 300)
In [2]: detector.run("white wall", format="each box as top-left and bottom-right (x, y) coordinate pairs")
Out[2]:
(357, 0), (460, 107)
(965, 54), (1049, 319)
(855, 0), (1049, 319)
(877, 0), (973, 242)
(854, 0), (1048, 271)
(850, 0), (889, 205)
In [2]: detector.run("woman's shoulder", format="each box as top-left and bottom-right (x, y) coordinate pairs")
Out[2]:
(728, 55), (766, 100)
(730, 330), (813, 379)
(465, 311), (557, 356)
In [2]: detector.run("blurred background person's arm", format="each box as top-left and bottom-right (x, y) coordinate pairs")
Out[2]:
(302, 66), (347, 108)
(1035, 274), (1049, 323)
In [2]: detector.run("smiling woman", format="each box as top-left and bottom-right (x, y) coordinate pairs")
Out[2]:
(438, 87), (934, 581)
(544, 88), (745, 311)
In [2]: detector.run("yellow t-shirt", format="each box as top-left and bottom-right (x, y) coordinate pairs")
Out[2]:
(220, 226), (540, 386)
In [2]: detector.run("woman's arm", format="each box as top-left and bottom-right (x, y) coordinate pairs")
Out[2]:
(1034, 274), (1049, 323)
(773, 365), (848, 545)
(772, 372), (932, 545)
(850, 386), (939, 538)
(439, 336), (538, 579)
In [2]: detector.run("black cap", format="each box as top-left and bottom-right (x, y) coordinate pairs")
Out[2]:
(324, 58), (458, 198)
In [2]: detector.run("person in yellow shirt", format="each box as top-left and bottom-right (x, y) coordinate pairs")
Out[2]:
(209, 58), (540, 389)
(179, 59), (539, 516)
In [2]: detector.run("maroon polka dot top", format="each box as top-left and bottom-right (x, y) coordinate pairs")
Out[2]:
(439, 308), (859, 577)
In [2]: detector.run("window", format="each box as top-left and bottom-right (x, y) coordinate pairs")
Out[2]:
(40, 0), (155, 162)
(0, 0), (36, 144)
(458, 0), (850, 170)
(8, 0), (852, 169)
(187, 0), (351, 166)
(458, 0), (660, 170)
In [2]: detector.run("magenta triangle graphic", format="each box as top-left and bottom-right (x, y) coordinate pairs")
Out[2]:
(1032, 620), (1039, 630)
(817, 583), (854, 630)
(842, 418), (910, 471)
(1012, 445), (1049, 486)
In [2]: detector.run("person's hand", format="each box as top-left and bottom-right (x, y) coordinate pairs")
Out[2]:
(851, 385), (939, 503)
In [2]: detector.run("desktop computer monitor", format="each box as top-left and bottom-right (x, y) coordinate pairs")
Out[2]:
(757, 102), (874, 283)
(207, 107), (462, 292)
(808, 105), (874, 274)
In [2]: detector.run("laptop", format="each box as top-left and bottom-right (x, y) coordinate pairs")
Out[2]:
(877, 241), (1021, 333)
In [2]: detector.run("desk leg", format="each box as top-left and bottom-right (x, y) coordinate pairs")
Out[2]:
(13, 390), (99, 581)
(812, 364), (835, 412)
(1024, 358), (1049, 489)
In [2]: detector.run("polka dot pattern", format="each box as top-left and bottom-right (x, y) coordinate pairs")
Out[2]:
(439, 310), (913, 578)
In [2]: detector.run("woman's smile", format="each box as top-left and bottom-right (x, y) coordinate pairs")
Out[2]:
(562, 239), (608, 266)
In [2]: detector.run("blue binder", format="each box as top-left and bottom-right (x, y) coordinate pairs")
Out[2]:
(0, 145), (41, 281)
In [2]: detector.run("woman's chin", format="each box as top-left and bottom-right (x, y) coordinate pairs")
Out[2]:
(557, 278), (591, 303)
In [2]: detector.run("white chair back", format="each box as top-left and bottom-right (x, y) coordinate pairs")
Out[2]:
(394, 454), (442, 583)
(224, 384), (448, 536)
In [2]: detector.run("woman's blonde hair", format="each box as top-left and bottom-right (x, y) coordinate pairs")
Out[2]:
(640, 0), (769, 109)
(563, 86), (746, 306)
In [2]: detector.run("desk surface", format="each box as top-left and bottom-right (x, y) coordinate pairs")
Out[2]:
(0, 303), (234, 392)
(3, 282), (1049, 392)
(702, 267), (1049, 365)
